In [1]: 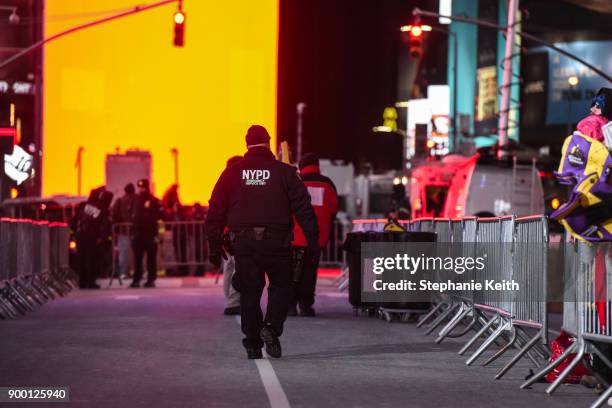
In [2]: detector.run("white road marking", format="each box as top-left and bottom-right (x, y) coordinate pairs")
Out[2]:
(320, 292), (348, 298)
(114, 295), (140, 300)
(235, 316), (290, 408)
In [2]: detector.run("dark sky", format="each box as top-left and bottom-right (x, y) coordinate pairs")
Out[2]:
(277, 0), (612, 169)
(277, 0), (442, 169)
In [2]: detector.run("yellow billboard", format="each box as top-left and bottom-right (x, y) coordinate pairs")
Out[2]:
(44, 0), (278, 203)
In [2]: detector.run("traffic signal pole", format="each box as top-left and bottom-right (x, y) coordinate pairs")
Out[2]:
(412, 8), (612, 83)
(0, 0), (182, 71)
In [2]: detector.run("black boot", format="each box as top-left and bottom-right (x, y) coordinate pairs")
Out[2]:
(260, 325), (282, 358)
(246, 348), (263, 359)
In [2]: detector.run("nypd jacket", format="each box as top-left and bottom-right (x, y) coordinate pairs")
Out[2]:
(205, 146), (319, 253)
(292, 164), (338, 248)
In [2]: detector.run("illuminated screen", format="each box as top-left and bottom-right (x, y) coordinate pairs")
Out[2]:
(44, 0), (278, 203)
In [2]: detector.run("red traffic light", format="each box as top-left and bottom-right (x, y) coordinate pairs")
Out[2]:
(410, 26), (423, 37)
(173, 11), (185, 47)
(400, 24), (431, 59)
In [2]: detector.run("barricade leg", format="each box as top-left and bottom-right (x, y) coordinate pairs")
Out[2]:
(8, 282), (36, 312)
(545, 338), (587, 395)
(496, 330), (544, 379)
(0, 288), (19, 319)
(5, 285), (29, 315)
(459, 314), (498, 355)
(446, 311), (479, 338)
(590, 384), (612, 408)
(417, 301), (449, 328)
(520, 340), (578, 389)
(483, 326), (517, 366)
(466, 318), (511, 366)
(18, 277), (45, 306)
(425, 302), (460, 335)
(435, 303), (471, 343)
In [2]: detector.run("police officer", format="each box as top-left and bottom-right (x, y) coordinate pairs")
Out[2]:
(130, 179), (162, 288)
(206, 125), (318, 359)
(75, 187), (113, 289)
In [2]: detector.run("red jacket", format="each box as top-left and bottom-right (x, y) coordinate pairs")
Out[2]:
(293, 165), (338, 248)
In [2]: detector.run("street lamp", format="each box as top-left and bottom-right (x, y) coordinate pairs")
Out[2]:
(567, 75), (579, 135)
(567, 75), (580, 135)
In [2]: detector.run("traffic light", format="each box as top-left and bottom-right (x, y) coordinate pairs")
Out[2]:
(173, 9), (186, 47)
(400, 24), (431, 59)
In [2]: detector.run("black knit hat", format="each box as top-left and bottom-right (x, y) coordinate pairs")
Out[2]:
(299, 152), (319, 170)
(124, 183), (135, 194)
(593, 88), (612, 120)
(245, 125), (270, 146)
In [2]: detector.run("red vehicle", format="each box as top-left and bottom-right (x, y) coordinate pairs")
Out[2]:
(410, 154), (545, 219)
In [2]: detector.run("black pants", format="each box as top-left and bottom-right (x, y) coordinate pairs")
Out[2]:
(77, 237), (99, 287)
(291, 247), (320, 309)
(234, 236), (292, 349)
(132, 236), (157, 283)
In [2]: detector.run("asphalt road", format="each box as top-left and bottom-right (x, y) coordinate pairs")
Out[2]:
(0, 277), (600, 408)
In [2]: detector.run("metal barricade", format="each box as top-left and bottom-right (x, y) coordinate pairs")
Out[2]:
(480, 216), (549, 377)
(522, 239), (612, 400)
(0, 218), (74, 319)
(110, 221), (209, 286)
(321, 218), (350, 267)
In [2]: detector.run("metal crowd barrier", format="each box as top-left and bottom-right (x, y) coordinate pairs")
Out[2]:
(348, 215), (551, 382)
(110, 221), (209, 285)
(413, 215), (550, 379)
(111, 218), (348, 286)
(0, 218), (76, 320)
(522, 240), (612, 407)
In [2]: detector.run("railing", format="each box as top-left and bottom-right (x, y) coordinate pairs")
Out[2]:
(348, 215), (612, 405)
(110, 218), (349, 283)
(0, 218), (76, 319)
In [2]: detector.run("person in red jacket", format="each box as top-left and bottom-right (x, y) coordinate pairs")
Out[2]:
(290, 153), (338, 316)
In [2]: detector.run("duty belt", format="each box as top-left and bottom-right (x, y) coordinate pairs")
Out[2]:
(231, 227), (291, 241)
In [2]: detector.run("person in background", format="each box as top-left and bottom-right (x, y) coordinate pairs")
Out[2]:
(192, 202), (207, 277)
(221, 155), (243, 316)
(76, 187), (113, 289)
(130, 179), (162, 288)
(111, 183), (135, 280)
(576, 87), (611, 142)
(289, 153), (338, 317)
(162, 184), (188, 276)
(391, 184), (411, 220)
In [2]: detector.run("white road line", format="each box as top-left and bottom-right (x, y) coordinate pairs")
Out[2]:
(235, 316), (291, 408)
(114, 295), (140, 300)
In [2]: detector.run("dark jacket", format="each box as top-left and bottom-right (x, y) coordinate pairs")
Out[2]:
(205, 146), (319, 251)
(292, 164), (338, 248)
(76, 188), (113, 243)
(112, 193), (135, 223)
(132, 192), (162, 239)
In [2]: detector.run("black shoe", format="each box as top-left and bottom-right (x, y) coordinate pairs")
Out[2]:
(224, 306), (240, 316)
(129, 281), (140, 288)
(299, 306), (316, 317)
(143, 281), (156, 288)
(260, 326), (282, 358)
(246, 348), (263, 359)
(287, 304), (298, 316)
(89, 283), (101, 290)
